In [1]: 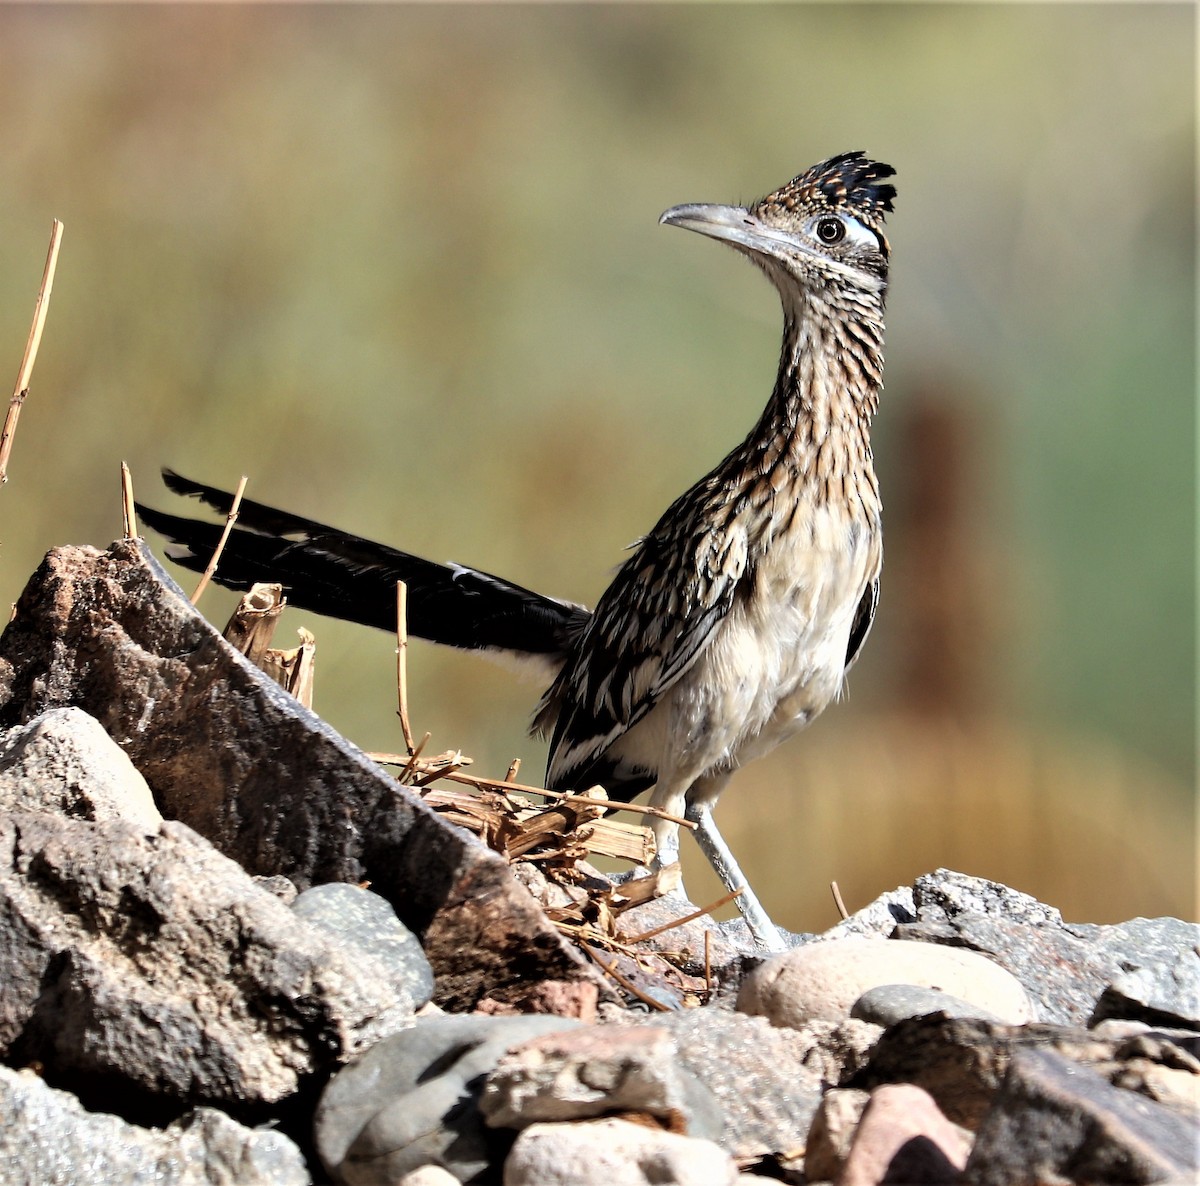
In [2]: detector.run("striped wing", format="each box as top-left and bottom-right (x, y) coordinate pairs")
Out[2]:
(542, 513), (748, 795)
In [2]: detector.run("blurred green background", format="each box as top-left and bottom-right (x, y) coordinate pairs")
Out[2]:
(1, 4), (1194, 929)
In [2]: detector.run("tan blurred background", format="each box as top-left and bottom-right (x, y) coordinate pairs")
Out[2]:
(0, 5), (1194, 930)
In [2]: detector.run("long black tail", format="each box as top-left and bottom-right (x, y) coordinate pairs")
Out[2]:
(136, 470), (588, 668)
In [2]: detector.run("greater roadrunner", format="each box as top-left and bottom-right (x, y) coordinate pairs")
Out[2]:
(138, 151), (896, 951)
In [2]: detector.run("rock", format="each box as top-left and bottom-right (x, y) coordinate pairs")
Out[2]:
(857, 1011), (1200, 1134)
(804, 1087), (870, 1180)
(398, 1169), (463, 1186)
(256, 873), (300, 904)
(912, 868), (1064, 927)
(503, 1117), (739, 1186)
(0, 809), (414, 1112)
(964, 1047), (1200, 1184)
(315, 1012), (582, 1184)
(1091, 942), (1200, 1030)
(894, 873), (1200, 1027)
(0, 705), (161, 828)
(474, 979), (600, 1021)
(0, 542), (612, 1012)
(611, 892), (745, 977)
(480, 1024), (723, 1139)
(737, 938), (1033, 1027)
(608, 1006), (880, 1158)
(0, 1064), (310, 1185)
(294, 882), (436, 1009)
(851, 984), (1008, 1026)
(838, 1083), (970, 1186)
(819, 883), (917, 941)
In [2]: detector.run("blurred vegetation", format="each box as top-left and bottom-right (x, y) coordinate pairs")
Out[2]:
(0, 5), (1193, 928)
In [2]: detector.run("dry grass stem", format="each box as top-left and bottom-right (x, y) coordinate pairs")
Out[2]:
(504, 758), (521, 782)
(619, 884), (742, 945)
(395, 580), (416, 753)
(120, 462), (138, 540)
(579, 940), (673, 1012)
(830, 879), (850, 921)
(367, 751), (694, 830)
(398, 731), (432, 782)
(191, 475), (248, 604)
(1, 219), (64, 486)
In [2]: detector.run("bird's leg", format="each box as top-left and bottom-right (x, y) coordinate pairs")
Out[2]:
(685, 798), (786, 953)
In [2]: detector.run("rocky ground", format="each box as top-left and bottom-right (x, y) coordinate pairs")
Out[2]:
(0, 540), (1196, 1185)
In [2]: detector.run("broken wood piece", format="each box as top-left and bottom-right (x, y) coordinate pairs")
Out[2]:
(223, 583), (286, 664)
(260, 627), (316, 708)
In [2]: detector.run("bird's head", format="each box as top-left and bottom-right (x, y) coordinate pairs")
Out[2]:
(660, 151), (896, 301)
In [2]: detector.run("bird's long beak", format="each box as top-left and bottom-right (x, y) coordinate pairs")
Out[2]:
(660, 202), (794, 261)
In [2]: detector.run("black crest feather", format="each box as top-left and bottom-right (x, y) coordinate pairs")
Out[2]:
(759, 151), (896, 227)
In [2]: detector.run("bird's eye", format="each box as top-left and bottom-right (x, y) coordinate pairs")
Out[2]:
(815, 217), (845, 245)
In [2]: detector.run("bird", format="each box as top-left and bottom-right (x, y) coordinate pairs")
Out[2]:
(137, 151), (897, 951)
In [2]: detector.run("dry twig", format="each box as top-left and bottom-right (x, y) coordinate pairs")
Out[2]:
(830, 879), (850, 921)
(395, 580), (416, 753)
(579, 940), (673, 1012)
(191, 476), (248, 604)
(121, 462), (138, 540)
(1, 219), (64, 485)
(619, 885), (743, 945)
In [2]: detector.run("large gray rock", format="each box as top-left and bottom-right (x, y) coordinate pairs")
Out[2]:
(1089, 925), (1200, 1030)
(0, 541), (609, 1012)
(0, 808), (414, 1110)
(0, 1064), (310, 1185)
(0, 705), (161, 828)
(315, 1013), (582, 1184)
(892, 870), (1200, 1028)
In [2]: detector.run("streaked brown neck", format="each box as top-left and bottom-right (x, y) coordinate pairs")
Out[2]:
(738, 284), (886, 505)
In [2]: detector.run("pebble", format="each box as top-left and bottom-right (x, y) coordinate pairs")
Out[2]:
(503, 1117), (738, 1186)
(851, 983), (1008, 1026)
(293, 882), (436, 1009)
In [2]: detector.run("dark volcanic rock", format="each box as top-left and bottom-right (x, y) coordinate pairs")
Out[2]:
(0, 1064), (310, 1185)
(965, 1047), (1200, 1185)
(857, 1014), (1122, 1128)
(315, 1013), (581, 1184)
(0, 809), (413, 1111)
(858, 1012), (1200, 1136)
(0, 541), (608, 1011)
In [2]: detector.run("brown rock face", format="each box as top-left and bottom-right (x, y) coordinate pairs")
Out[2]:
(0, 541), (605, 1012)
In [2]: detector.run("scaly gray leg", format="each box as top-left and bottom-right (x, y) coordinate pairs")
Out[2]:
(687, 801), (786, 952)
